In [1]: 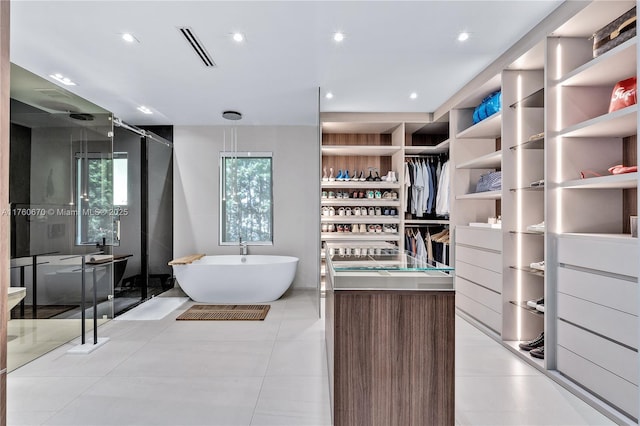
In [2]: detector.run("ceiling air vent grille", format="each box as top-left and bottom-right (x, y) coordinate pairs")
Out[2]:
(178, 27), (216, 67)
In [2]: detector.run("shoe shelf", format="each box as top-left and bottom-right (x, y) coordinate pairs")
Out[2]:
(509, 265), (544, 277)
(321, 233), (402, 242)
(404, 139), (449, 155)
(503, 341), (545, 370)
(559, 172), (638, 189)
(321, 216), (400, 224)
(559, 37), (636, 87)
(559, 105), (637, 138)
(405, 219), (450, 225)
(508, 230), (544, 236)
(509, 135), (544, 150)
(509, 88), (544, 109)
(455, 151), (502, 169)
(456, 112), (502, 139)
(456, 190), (502, 200)
(509, 300), (545, 316)
(321, 199), (401, 207)
(321, 181), (401, 189)
(321, 145), (401, 156)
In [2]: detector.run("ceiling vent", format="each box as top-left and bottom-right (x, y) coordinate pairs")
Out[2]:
(178, 27), (216, 67)
(34, 88), (72, 99)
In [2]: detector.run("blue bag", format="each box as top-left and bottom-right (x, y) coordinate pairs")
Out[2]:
(472, 91), (502, 124)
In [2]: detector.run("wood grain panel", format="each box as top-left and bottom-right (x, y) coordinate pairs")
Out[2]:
(323, 133), (392, 146)
(332, 291), (455, 426)
(623, 135), (637, 234)
(0, 1), (9, 424)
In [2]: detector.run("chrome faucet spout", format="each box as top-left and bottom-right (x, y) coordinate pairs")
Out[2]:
(240, 241), (248, 256)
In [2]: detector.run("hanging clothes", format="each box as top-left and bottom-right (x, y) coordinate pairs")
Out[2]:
(435, 160), (450, 216)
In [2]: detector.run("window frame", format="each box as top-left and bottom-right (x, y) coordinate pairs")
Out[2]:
(219, 151), (274, 246)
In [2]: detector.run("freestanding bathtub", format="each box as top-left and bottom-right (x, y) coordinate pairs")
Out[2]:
(172, 255), (299, 303)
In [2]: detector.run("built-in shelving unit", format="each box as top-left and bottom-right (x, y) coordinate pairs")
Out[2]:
(456, 112), (502, 139)
(455, 190), (501, 200)
(455, 151), (502, 169)
(321, 199), (401, 206)
(321, 232), (402, 241)
(404, 139), (450, 155)
(560, 172), (637, 189)
(559, 105), (637, 138)
(321, 181), (401, 189)
(321, 216), (399, 224)
(321, 145), (401, 156)
(509, 136), (544, 150)
(509, 300), (544, 316)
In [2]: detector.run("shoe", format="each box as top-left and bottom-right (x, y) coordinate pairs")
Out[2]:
(328, 191), (335, 199)
(530, 346), (544, 359)
(322, 167), (329, 181)
(354, 207), (361, 216)
(366, 170), (374, 181)
(352, 224), (358, 233)
(358, 171), (365, 182)
(337, 224), (344, 232)
(352, 191), (359, 199)
(328, 207), (335, 216)
(345, 207), (352, 216)
(526, 221), (545, 233)
(368, 207), (375, 216)
(383, 207), (390, 216)
(322, 223), (328, 233)
(374, 190), (382, 199)
(536, 303), (545, 313)
(390, 208), (397, 216)
(338, 207), (345, 216)
(336, 169), (344, 181)
(361, 207), (368, 216)
(322, 191), (328, 199)
(530, 261), (545, 271)
(375, 207), (381, 216)
(375, 225), (382, 233)
(526, 297), (544, 309)
(374, 171), (382, 182)
(530, 179), (545, 187)
(367, 190), (375, 199)
(329, 167), (335, 182)
(358, 191), (365, 198)
(359, 224), (367, 233)
(518, 331), (544, 351)
(322, 207), (329, 217)
(390, 191), (398, 199)
(344, 170), (350, 181)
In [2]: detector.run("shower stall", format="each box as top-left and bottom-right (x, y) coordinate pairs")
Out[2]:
(7, 64), (173, 370)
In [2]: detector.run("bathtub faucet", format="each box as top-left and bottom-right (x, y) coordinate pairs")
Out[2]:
(240, 241), (248, 256)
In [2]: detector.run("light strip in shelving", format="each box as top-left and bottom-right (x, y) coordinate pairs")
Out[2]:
(556, 42), (563, 234)
(516, 73), (523, 342)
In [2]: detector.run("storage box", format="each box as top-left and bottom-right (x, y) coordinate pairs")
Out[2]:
(592, 6), (636, 58)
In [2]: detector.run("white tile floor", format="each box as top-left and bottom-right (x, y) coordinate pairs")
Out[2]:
(7, 290), (615, 426)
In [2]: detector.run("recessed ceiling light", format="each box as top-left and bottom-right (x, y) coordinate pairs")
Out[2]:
(232, 32), (245, 43)
(137, 106), (153, 114)
(458, 32), (470, 42)
(122, 33), (136, 43)
(410, 92), (418, 100)
(50, 73), (76, 86)
(325, 92), (334, 99)
(333, 32), (344, 42)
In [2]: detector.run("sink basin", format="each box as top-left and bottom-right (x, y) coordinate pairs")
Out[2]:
(8, 287), (26, 319)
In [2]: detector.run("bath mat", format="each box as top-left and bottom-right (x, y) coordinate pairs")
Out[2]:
(176, 304), (270, 321)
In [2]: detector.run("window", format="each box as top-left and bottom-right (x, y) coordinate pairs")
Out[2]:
(76, 152), (127, 246)
(220, 152), (273, 245)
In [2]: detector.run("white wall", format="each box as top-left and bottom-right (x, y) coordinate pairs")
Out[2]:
(173, 126), (319, 288)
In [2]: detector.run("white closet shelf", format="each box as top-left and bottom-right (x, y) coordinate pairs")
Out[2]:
(560, 172), (637, 189)
(456, 190), (501, 200)
(559, 105), (637, 138)
(559, 233), (637, 243)
(321, 216), (400, 224)
(321, 199), (401, 206)
(405, 219), (450, 225)
(559, 37), (636, 87)
(405, 139), (450, 154)
(321, 181), (401, 189)
(321, 145), (401, 156)
(324, 241), (397, 249)
(456, 151), (502, 169)
(321, 233), (402, 242)
(456, 113), (502, 139)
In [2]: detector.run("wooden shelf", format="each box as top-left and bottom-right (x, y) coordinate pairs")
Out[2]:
(559, 37), (637, 87)
(456, 113), (502, 139)
(509, 88), (544, 109)
(321, 181), (401, 189)
(405, 139), (450, 155)
(322, 216), (400, 224)
(322, 199), (401, 207)
(560, 172), (638, 189)
(510, 136), (544, 150)
(456, 190), (501, 200)
(559, 105), (637, 138)
(321, 233), (402, 242)
(456, 151), (502, 169)
(321, 145), (401, 156)
(405, 219), (450, 225)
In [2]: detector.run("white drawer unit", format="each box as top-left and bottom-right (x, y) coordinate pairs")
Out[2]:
(456, 259), (502, 294)
(558, 235), (638, 278)
(557, 293), (638, 350)
(456, 292), (502, 334)
(558, 320), (638, 386)
(557, 346), (638, 420)
(558, 267), (637, 315)
(456, 246), (502, 274)
(456, 226), (502, 252)
(456, 276), (502, 314)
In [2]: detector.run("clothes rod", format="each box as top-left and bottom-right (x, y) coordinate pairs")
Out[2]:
(405, 154), (447, 158)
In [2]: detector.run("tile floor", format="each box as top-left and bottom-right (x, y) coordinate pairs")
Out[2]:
(7, 289), (615, 426)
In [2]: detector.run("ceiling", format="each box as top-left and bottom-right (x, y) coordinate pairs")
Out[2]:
(10, 1), (564, 126)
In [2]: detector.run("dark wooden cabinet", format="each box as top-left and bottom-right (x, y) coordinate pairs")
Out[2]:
(326, 283), (455, 426)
